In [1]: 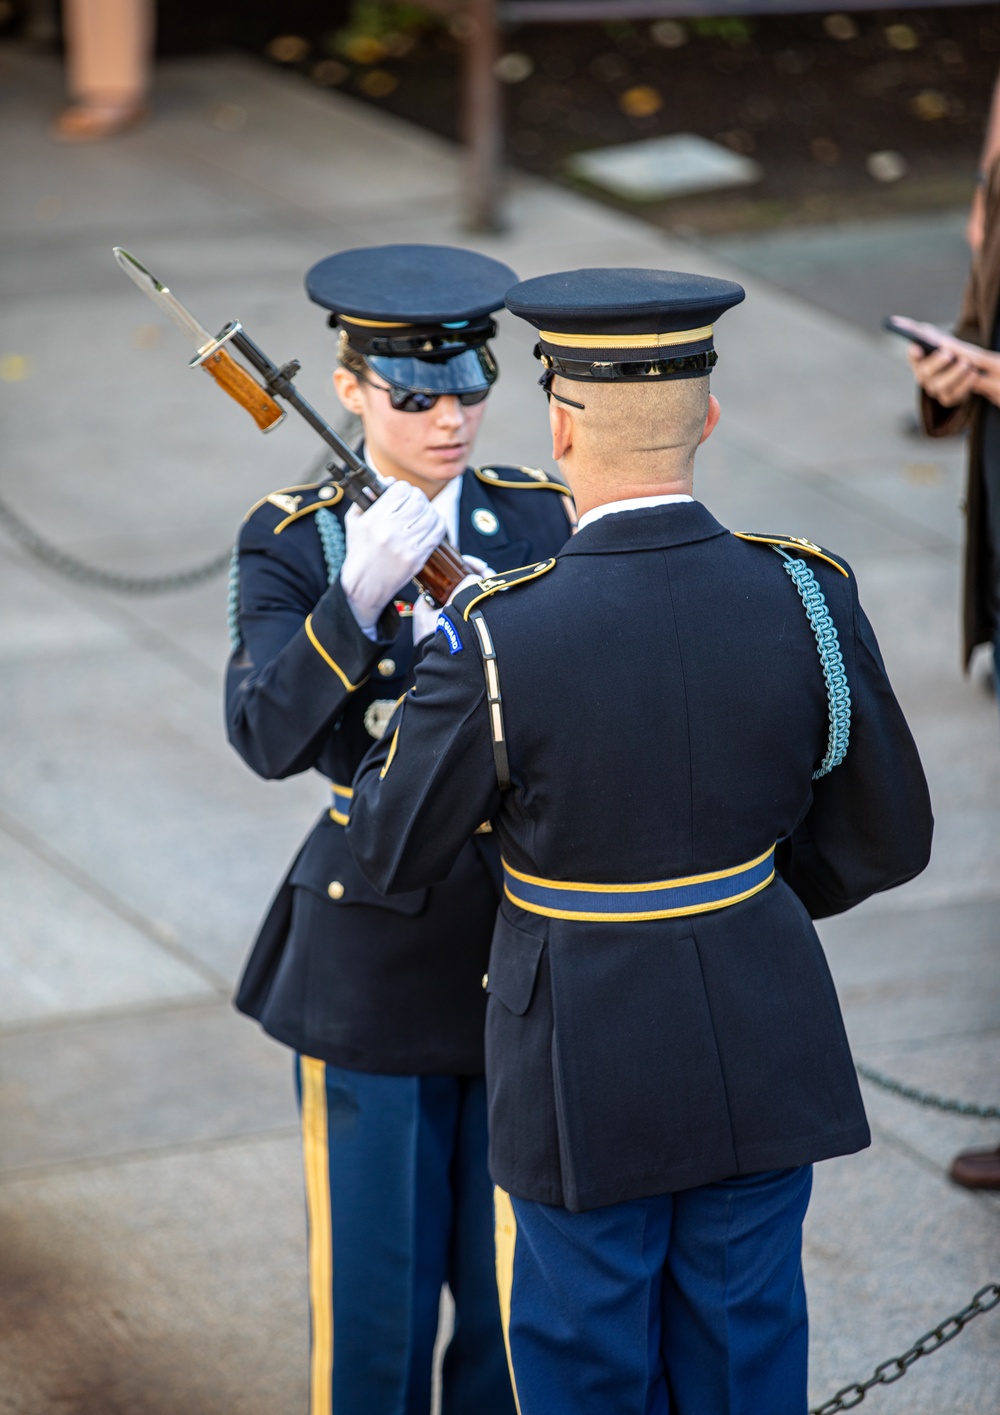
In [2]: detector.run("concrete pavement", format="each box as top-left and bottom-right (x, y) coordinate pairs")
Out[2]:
(1, 42), (998, 1414)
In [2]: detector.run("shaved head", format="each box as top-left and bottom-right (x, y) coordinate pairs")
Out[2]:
(554, 374), (709, 479)
(547, 373), (719, 513)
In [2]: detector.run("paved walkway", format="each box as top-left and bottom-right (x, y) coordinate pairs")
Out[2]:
(1, 42), (998, 1415)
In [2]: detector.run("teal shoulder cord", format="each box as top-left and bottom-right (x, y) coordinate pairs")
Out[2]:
(228, 506), (346, 653)
(773, 548), (852, 778)
(315, 506), (346, 584)
(227, 545), (242, 652)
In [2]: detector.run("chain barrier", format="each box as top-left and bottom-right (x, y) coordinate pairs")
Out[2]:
(0, 490), (232, 596)
(857, 1062), (1000, 1120)
(0, 433), (360, 599)
(811, 1282), (1000, 1414)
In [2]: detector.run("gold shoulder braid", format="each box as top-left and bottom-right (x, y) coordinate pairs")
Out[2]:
(732, 532), (849, 578)
(242, 481), (344, 528)
(475, 466), (572, 495)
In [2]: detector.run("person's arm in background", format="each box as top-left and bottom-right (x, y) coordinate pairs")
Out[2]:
(910, 65), (1000, 436)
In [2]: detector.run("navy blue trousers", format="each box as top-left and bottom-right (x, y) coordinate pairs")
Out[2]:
(496, 1167), (812, 1415)
(296, 1057), (516, 1415)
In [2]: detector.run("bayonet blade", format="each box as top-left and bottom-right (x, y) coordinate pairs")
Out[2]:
(113, 247), (215, 353)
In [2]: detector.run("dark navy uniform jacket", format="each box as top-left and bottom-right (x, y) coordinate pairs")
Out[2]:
(347, 501), (934, 1210)
(227, 464), (574, 1074)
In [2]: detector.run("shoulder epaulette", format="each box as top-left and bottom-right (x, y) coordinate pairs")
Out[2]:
(243, 480), (344, 532)
(452, 559), (557, 621)
(732, 532), (849, 578)
(475, 465), (572, 496)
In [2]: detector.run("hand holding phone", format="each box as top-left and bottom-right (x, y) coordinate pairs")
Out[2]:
(882, 315), (951, 356)
(887, 315), (1000, 410)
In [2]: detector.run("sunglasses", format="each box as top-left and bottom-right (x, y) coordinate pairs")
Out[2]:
(359, 374), (491, 414)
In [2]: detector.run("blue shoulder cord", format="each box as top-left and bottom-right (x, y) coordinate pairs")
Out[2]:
(772, 548), (851, 778)
(227, 506), (346, 652)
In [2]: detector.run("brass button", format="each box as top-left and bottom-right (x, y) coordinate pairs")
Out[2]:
(327, 880), (345, 900)
(377, 658), (396, 677)
(481, 973), (489, 989)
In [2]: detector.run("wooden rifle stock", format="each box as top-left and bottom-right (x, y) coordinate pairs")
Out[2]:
(199, 345), (285, 431)
(415, 539), (470, 606)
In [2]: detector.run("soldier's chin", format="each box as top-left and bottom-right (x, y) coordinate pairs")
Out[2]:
(421, 449), (468, 478)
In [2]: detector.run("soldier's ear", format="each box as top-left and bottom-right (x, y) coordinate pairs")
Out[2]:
(333, 367), (366, 416)
(550, 400), (574, 462)
(699, 393), (721, 446)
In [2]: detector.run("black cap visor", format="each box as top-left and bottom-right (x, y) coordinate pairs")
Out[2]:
(367, 345), (498, 396)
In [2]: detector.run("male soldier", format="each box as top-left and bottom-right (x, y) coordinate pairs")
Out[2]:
(226, 245), (573, 1415)
(346, 268), (934, 1415)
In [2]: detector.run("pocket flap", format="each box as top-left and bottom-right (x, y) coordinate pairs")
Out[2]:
(487, 914), (545, 1015)
(291, 817), (428, 916)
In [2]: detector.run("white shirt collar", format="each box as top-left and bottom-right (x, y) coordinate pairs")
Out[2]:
(359, 443), (464, 547)
(577, 493), (693, 531)
(427, 472), (464, 548)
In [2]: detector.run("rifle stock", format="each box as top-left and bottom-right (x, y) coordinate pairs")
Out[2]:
(200, 345), (285, 432)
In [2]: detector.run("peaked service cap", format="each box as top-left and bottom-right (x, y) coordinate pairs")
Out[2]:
(506, 267), (745, 382)
(306, 243), (517, 396)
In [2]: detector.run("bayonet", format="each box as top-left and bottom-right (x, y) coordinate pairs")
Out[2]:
(113, 247), (286, 433)
(112, 247), (468, 604)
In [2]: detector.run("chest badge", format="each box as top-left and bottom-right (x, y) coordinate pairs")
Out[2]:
(471, 507), (500, 537)
(364, 699), (398, 740)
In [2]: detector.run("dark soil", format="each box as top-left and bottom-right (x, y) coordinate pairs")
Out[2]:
(245, 4), (999, 235)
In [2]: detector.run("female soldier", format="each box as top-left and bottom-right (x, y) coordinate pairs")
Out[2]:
(226, 244), (573, 1415)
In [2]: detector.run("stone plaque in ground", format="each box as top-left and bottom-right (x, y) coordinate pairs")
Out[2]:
(566, 133), (762, 202)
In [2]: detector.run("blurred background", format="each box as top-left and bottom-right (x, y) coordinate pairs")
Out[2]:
(1, 3), (999, 1412)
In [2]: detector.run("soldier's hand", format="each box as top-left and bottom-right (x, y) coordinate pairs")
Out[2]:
(341, 481), (446, 631)
(411, 556), (496, 644)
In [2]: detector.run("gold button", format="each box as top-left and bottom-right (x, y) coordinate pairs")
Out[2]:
(377, 658), (396, 677)
(327, 880), (345, 900)
(481, 974), (489, 989)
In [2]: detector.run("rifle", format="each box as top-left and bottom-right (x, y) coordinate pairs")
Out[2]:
(113, 248), (469, 606)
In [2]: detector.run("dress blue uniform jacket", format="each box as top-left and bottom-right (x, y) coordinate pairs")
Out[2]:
(227, 464), (574, 1074)
(347, 501), (934, 1210)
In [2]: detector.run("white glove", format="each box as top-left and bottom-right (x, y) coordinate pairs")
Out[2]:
(341, 481), (446, 632)
(411, 555), (496, 645)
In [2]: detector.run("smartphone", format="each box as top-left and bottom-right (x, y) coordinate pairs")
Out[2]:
(882, 315), (949, 356)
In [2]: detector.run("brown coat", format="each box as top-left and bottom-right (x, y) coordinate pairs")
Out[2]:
(921, 155), (1000, 666)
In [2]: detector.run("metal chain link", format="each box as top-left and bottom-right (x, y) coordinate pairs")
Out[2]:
(0, 425), (362, 599)
(0, 490), (232, 596)
(811, 1282), (1000, 1414)
(857, 1062), (1000, 1120)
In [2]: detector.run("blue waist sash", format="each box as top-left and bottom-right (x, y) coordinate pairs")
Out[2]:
(503, 845), (776, 922)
